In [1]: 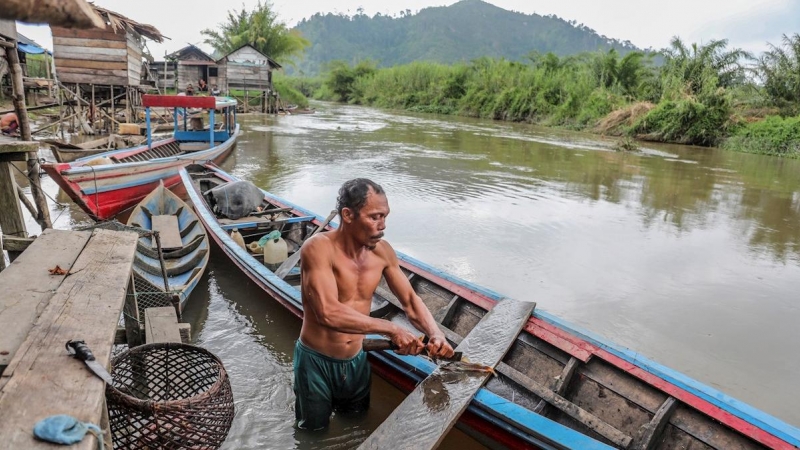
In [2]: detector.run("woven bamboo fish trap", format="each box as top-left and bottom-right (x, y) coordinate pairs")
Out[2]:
(106, 343), (235, 449)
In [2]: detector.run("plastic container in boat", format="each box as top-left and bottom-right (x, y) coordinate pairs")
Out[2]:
(261, 230), (288, 271)
(230, 229), (246, 250)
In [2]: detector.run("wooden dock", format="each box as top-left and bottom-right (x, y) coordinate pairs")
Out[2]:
(0, 227), (138, 449)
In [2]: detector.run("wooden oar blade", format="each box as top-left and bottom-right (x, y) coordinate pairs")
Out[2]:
(358, 299), (535, 450)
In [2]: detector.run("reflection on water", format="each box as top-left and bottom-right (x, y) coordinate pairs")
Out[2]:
(29, 100), (800, 445)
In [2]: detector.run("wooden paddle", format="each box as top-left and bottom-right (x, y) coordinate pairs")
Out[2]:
(274, 209), (337, 279)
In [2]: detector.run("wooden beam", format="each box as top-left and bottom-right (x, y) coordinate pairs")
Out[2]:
(1, 235), (35, 252)
(1, 0), (105, 29)
(433, 293), (461, 327)
(54, 57), (127, 71)
(534, 356), (581, 414)
(0, 141), (39, 154)
(631, 397), (678, 450)
(53, 37), (127, 49)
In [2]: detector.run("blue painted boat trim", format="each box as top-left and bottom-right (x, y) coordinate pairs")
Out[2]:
(219, 215), (316, 231)
(173, 130), (230, 142)
(197, 165), (800, 447)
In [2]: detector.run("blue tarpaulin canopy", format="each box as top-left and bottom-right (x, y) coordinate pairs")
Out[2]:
(16, 33), (50, 55)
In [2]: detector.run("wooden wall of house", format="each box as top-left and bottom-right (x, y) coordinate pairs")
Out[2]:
(148, 61), (177, 89)
(220, 46), (274, 91)
(177, 64), (205, 91)
(52, 26), (142, 86)
(223, 63), (272, 90)
(126, 32), (141, 86)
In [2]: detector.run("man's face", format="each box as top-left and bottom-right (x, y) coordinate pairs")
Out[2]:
(346, 190), (389, 250)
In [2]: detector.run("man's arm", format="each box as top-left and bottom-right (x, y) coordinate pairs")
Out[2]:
(300, 236), (423, 354)
(380, 242), (455, 359)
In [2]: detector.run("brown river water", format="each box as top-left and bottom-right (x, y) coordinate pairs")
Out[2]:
(16, 101), (800, 447)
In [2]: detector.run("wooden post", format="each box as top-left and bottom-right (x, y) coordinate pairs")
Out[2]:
(25, 155), (51, 229)
(0, 150), (29, 242)
(0, 234), (5, 273)
(90, 83), (95, 133)
(5, 44), (31, 140)
(3, 42), (51, 229)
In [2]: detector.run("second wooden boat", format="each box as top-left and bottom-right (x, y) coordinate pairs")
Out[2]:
(180, 163), (800, 450)
(127, 181), (209, 309)
(42, 95), (239, 221)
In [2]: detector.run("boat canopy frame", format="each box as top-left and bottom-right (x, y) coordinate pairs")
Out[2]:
(141, 95), (238, 149)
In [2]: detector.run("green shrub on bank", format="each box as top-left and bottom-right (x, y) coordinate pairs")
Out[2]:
(723, 115), (800, 157)
(273, 78), (309, 108)
(631, 94), (731, 146)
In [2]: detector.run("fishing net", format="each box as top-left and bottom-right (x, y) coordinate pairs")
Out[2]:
(106, 343), (235, 449)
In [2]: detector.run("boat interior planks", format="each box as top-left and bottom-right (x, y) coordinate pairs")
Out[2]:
(180, 164), (799, 450)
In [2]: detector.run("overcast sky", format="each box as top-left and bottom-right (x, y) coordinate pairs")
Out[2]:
(16, 0), (800, 58)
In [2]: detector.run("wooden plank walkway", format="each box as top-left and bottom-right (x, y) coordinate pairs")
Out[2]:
(359, 299), (536, 450)
(145, 307), (182, 343)
(0, 229), (92, 372)
(0, 228), (138, 449)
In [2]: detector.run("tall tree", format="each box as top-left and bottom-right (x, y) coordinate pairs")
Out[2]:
(757, 33), (800, 108)
(201, 1), (309, 65)
(660, 37), (751, 97)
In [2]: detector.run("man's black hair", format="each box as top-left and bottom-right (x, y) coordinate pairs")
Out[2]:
(337, 178), (385, 217)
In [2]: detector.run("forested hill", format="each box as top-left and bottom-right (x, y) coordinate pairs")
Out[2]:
(291, 0), (642, 75)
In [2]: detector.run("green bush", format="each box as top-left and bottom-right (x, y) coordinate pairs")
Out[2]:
(631, 95), (731, 146)
(723, 115), (800, 156)
(273, 78), (309, 108)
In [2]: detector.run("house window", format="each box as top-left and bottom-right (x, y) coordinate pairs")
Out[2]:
(208, 67), (218, 77)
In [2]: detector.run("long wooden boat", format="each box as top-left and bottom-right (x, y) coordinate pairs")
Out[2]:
(127, 181), (209, 308)
(180, 164), (800, 450)
(42, 95), (239, 221)
(45, 134), (147, 163)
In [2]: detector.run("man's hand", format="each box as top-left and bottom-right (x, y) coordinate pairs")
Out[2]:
(426, 334), (455, 359)
(390, 326), (425, 356)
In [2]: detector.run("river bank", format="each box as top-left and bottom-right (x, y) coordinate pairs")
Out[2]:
(280, 47), (800, 158)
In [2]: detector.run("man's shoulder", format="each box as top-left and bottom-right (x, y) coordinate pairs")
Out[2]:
(302, 232), (335, 254)
(372, 240), (397, 261)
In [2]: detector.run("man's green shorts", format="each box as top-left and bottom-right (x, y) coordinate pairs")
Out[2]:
(293, 340), (371, 430)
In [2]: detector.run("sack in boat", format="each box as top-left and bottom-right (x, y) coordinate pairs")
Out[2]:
(205, 180), (263, 220)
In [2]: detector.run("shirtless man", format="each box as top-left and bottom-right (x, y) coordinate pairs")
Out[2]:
(294, 178), (455, 430)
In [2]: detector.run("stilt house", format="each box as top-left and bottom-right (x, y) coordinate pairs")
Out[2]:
(52, 5), (165, 87)
(217, 44), (281, 93)
(162, 45), (217, 92)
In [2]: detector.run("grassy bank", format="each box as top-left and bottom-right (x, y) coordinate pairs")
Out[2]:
(291, 36), (800, 157)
